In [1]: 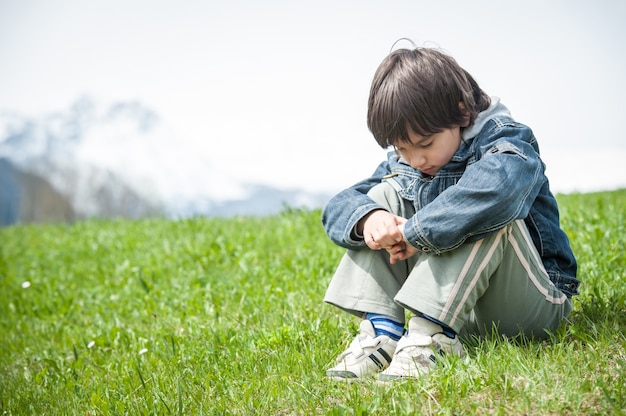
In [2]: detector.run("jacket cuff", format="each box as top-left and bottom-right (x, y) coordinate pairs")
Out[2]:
(344, 204), (384, 246)
(403, 217), (438, 254)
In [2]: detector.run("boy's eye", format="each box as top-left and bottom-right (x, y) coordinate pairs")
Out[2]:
(394, 146), (406, 153)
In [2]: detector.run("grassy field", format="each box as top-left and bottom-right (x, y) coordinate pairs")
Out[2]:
(1, 189), (625, 415)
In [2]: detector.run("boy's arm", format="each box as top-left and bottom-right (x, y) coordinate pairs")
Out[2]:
(402, 122), (545, 254)
(322, 160), (392, 249)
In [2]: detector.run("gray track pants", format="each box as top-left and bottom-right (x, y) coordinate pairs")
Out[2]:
(324, 182), (572, 339)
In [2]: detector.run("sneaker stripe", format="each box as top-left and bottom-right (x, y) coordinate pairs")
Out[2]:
(368, 347), (393, 370)
(368, 353), (385, 370)
(376, 347), (392, 364)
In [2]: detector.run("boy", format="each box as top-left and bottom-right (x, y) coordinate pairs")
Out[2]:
(322, 46), (578, 381)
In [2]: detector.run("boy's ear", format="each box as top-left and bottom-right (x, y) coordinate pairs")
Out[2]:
(459, 102), (471, 127)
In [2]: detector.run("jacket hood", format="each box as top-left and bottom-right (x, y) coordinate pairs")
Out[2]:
(462, 97), (512, 141)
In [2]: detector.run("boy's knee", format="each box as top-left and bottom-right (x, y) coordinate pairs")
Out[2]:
(367, 182), (412, 217)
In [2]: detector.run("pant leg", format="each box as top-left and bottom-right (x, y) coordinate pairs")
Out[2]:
(469, 220), (572, 338)
(394, 220), (572, 339)
(323, 182), (416, 322)
(323, 248), (411, 322)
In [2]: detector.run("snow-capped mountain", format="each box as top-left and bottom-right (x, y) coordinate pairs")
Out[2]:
(0, 98), (331, 225)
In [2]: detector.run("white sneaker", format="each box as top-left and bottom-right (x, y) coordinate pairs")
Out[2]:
(379, 316), (465, 381)
(327, 319), (398, 380)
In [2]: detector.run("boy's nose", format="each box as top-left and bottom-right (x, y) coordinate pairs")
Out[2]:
(409, 153), (426, 169)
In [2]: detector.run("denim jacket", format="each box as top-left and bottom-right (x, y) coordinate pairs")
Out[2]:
(322, 98), (579, 297)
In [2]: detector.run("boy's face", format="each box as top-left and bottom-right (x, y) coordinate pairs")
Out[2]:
(394, 126), (462, 176)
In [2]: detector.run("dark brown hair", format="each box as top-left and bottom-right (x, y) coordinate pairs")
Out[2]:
(367, 47), (491, 148)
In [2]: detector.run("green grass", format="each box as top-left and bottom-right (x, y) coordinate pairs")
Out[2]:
(1, 190), (625, 415)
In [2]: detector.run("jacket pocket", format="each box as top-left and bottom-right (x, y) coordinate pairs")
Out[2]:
(486, 142), (528, 160)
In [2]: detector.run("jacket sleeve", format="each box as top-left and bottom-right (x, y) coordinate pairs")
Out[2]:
(403, 122), (545, 254)
(321, 160), (392, 249)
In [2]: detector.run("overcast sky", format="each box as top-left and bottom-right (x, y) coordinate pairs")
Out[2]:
(1, 0), (625, 195)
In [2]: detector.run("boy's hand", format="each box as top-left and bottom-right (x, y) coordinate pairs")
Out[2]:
(360, 210), (419, 264)
(387, 239), (419, 264)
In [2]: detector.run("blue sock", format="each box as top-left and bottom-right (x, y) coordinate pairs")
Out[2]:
(421, 314), (456, 338)
(365, 313), (405, 341)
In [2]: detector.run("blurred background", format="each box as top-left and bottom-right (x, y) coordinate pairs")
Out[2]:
(1, 0), (625, 225)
